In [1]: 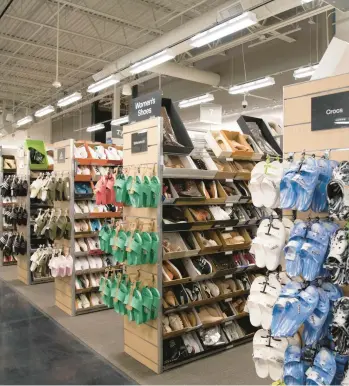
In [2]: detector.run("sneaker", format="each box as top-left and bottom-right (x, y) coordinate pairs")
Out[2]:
(192, 257), (212, 275)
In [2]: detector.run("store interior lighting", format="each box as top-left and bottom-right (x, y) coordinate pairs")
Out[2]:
(111, 116), (129, 125)
(16, 115), (33, 127)
(293, 64), (319, 79)
(129, 49), (175, 74)
(178, 93), (215, 108)
(87, 74), (120, 93)
(34, 105), (55, 118)
(301, 0), (313, 3)
(57, 92), (82, 107)
(86, 123), (105, 132)
(190, 12), (257, 48)
(228, 76), (275, 95)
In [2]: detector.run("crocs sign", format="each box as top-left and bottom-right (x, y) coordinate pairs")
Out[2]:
(312, 91), (349, 131)
(130, 91), (162, 123)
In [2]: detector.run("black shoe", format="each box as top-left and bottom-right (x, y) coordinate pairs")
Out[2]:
(29, 147), (45, 164)
(192, 257), (212, 275)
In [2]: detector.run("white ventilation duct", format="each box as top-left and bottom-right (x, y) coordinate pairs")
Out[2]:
(94, 0), (307, 85)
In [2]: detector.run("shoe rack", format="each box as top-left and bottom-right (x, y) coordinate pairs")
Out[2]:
(53, 139), (123, 316)
(0, 146), (18, 266)
(16, 143), (55, 284)
(121, 103), (264, 373)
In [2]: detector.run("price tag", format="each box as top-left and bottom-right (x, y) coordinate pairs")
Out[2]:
(226, 158), (234, 162)
(226, 179), (234, 183)
(225, 251), (231, 255)
(226, 227), (233, 231)
(224, 298), (233, 303)
(225, 275), (233, 279)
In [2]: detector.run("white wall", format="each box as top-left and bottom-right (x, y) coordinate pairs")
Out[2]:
(51, 105), (92, 142)
(0, 119), (52, 146)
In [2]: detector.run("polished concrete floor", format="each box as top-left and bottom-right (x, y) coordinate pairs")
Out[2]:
(0, 266), (269, 385)
(0, 280), (134, 385)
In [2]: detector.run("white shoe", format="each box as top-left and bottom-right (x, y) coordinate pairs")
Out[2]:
(79, 257), (90, 270)
(75, 259), (82, 271)
(80, 294), (91, 308)
(74, 203), (83, 214)
(90, 274), (97, 287)
(90, 293), (99, 306)
(76, 296), (83, 309)
(81, 274), (90, 288)
(78, 239), (88, 252)
(87, 256), (97, 269)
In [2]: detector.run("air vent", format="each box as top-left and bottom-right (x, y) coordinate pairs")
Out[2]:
(323, 0), (349, 11)
(217, 3), (244, 23)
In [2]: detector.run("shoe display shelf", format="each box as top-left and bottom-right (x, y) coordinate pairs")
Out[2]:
(14, 144), (49, 284)
(52, 139), (123, 316)
(120, 98), (264, 373)
(0, 146), (18, 266)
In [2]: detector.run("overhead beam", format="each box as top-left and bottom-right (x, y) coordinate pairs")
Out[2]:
(0, 50), (95, 74)
(3, 15), (134, 51)
(0, 34), (111, 63)
(248, 27), (301, 48)
(47, 0), (163, 35)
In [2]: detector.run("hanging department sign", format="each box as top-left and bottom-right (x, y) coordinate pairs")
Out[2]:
(312, 91), (349, 131)
(129, 91), (162, 123)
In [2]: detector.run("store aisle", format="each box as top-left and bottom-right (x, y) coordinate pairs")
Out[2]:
(0, 280), (134, 385)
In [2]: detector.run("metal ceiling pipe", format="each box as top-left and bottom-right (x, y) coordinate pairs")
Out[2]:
(94, 0), (306, 84)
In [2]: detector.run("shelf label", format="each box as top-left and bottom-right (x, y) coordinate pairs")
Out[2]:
(225, 275), (233, 279)
(226, 179), (234, 182)
(225, 298), (233, 302)
(57, 147), (65, 163)
(131, 131), (148, 153)
(130, 90), (162, 123)
(226, 227), (233, 231)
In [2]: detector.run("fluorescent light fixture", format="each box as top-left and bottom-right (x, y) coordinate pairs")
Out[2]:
(111, 116), (129, 125)
(34, 105), (55, 117)
(301, 0), (313, 4)
(57, 92), (82, 107)
(179, 93), (215, 109)
(87, 74), (120, 93)
(86, 123), (105, 132)
(293, 64), (319, 79)
(129, 49), (175, 74)
(228, 76), (275, 95)
(16, 115), (33, 127)
(190, 12), (257, 48)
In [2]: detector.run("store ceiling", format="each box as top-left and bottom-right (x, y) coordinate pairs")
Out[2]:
(0, 0), (229, 112)
(0, 0), (334, 118)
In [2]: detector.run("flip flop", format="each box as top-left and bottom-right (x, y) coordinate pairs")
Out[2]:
(283, 344), (305, 386)
(306, 348), (336, 386)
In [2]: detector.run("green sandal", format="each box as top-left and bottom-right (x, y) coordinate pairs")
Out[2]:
(113, 230), (127, 263)
(114, 173), (127, 203)
(125, 176), (134, 207)
(141, 286), (154, 323)
(150, 176), (161, 208)
(150, 232), (160, 264)
(142, 176), (152, 208)
(128, 176), (143, 208)
(141, 232), (152, 264)
(150, 287), (161, 320)
(127, 232), (143, 265)
(128, 282), (144, 324)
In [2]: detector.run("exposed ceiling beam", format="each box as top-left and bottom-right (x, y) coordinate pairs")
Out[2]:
(0, 1), (65, 78)
(0, 63), (82, 81)
(0, 51), (95, 74)
(184, 4), (333, 64)
(0, 34), (112, 63)
(3, 15), (134, 51)
(0, 78), (51, 90)
(248, 27), (301, 48)
(46, 0), (163, 35)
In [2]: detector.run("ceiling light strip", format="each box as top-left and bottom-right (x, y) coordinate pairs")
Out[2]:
(34, 105), (55, 117)
(293, 64), (319, 79)
(111, 116), (129, 125)
(16, 115), (33, 127)
(129, 49), (175, 74)
(87, 74), (120, 93)
(57, 92), (82, 107)
(190, 12), (257, 48)
(228, 76), (275, 95)
(179, 93), (215, 109)
(86, 123), (105, 132)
